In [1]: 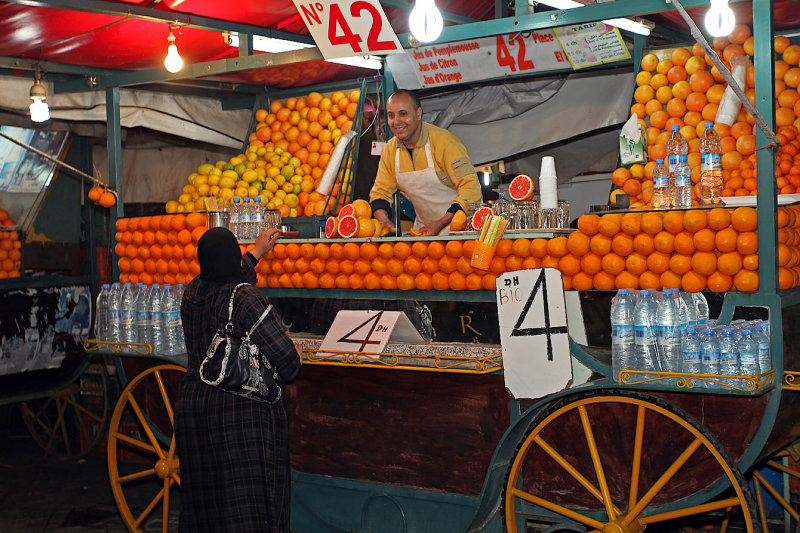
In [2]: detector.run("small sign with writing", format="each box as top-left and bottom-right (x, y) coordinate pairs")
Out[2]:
(292, 0), (403, 60)
(553, 22), (630, 69)
(496, 268), (571, 399)
(319, 310), (425, 356)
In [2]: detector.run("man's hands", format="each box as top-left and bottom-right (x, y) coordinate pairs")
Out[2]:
(418, 212), (454, 236)
(250, 228), (281, 260)
(373, 209), (397, 234)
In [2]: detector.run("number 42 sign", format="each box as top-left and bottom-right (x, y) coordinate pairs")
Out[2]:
(292, 0), (404, 60)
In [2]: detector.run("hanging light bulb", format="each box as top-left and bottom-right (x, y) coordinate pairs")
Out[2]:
(29, 68), (50, 123)
(409, 0), (444, 44)
(164, 27), (184, 73)
(705, 0), (736, 38)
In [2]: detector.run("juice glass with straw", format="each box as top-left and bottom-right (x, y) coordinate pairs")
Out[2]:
(471, 215), (509, 270)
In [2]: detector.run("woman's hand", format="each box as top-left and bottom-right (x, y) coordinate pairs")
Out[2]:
(250, 228), (281, 260)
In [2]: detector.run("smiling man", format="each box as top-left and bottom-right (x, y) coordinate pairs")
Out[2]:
(369, 90), (482, 236)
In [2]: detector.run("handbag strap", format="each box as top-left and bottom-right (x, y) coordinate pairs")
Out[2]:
(225, 283), (272, 337)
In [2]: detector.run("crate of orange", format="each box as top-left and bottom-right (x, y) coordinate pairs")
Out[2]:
(0, 207), (22, 279)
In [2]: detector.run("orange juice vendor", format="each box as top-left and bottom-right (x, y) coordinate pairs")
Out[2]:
(369, 89), (482, 236)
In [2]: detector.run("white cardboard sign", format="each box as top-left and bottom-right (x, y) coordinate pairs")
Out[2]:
(319, 310), (425, 356)
(292, 0), (403, 60)
(496, 268), (572, 399)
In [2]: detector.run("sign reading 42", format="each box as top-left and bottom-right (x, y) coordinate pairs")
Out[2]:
(292, 0), (404, 60)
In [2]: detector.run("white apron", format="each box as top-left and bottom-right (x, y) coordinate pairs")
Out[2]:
(395, 139), (457, 236)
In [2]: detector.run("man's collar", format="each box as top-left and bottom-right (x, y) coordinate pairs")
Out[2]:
(404, 121), (429, 150)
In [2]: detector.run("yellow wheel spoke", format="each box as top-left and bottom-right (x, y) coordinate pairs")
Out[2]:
(154, 369), (175, 430)
(578, 405), (617, 521)
(64, 395), (104, 424)
(623, 437), (702, 525)
(755, 469), (799, 521)
(766, 460), (800, 480)
(753, 475), (768, 531)
(533, 434), (621, 515)
(126, 391), (166, 461)
(133, 485), (166, 529)
(640, 497), (742, 524)
(509, 487), (605, 530)
(629, 405), (645, 510)
(162, 478), (170, 533)
(113, 430), (158, 455)
(118, 467), (157, 484)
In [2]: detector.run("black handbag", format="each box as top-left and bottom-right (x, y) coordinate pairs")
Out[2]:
(199, 283), (282, 404)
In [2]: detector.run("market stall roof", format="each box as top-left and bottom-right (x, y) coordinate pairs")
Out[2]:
(0, 0), (798, 96)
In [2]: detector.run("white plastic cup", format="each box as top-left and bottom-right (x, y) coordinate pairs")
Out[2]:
(540, 156), (557, 179)
(540, 176), (558, 210)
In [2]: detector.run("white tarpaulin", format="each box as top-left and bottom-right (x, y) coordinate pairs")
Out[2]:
(0, 75), (249, 149)
(420, 69), (634, 171)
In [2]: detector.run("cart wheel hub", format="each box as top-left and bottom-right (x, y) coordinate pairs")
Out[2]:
(154, 457), (178, 479)
(602, 518), (642, 533)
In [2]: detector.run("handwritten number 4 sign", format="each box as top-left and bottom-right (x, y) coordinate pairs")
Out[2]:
(497, 268), (572, 399)
(292, 0), (403, 60)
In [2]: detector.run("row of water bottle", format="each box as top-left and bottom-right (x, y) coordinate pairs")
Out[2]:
(653, 122), (722, 208)
(611, 288), (772, 387)
(94, 282), (186, 356)
(230, 197), (273, 240)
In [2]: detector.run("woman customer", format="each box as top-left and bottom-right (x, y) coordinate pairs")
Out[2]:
(176, 226), (301, 532)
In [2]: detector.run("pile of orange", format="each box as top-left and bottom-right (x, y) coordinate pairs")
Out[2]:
(115, 213), (206, 286)
(615, 24), (800, 206)
(0, 208), (21, 278)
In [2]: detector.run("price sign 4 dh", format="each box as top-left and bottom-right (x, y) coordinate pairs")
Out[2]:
(496, 268), (572, 400)
(292, 0), (404, 60)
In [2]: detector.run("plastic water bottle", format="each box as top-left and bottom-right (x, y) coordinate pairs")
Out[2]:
(135, 283), (152, 347)
(94, 284), (111, 341)
(107, 283), (122, 343)
(174, 284), (186, 354)
(692, 292), (709, 326)
(737, 329), (760, 377)
(700, 122), (723, 205)
(652, 158), (671, 209)
(718, 327), (739, 385)
(243, 197), (252, 239)
(148, 284), (164, 355)
(699, 328), (720, 389)
(753, 324), (770, 374)
(682, 327), (702, 376)
(254, 197), (265, 236)
(667, 125), (688, 202)
(657, 288), (682, 373)
(674, 154), (692, 208)
(119, 282), (137, 351)
(677, 290), (698, 334)
(634, 290), (661, 372)
(611, 289), (636, 382)
(162, 284), (181, 356)
(230, 197), (241, 239)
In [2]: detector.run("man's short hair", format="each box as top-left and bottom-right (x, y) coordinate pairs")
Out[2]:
(389, 89), (422, 111)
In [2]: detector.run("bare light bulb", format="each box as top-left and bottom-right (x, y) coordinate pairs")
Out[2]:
(409, 0), (443, 44)
(29, 73), (50, 122)
(705, 0), (736, 38)
(164, 30), (184, 73)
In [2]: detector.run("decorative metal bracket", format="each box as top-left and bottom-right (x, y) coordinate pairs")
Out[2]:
(620, 368), (775, 393)
(84, 339), (152, 355)
(301, 348), (502, 374)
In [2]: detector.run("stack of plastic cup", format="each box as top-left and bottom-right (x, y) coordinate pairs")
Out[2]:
(539, 156), (559, 228)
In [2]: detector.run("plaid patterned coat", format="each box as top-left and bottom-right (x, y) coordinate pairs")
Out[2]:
(176, 278), (301, 533)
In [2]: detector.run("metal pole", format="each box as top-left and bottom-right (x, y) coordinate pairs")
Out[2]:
(106, 86), (123, 280)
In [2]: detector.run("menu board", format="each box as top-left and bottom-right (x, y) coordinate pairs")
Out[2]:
(0, 127), (69, 193)
(553, 22), (631, 70)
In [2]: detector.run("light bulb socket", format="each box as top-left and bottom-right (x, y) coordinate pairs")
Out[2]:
(29, 79), (46, 100)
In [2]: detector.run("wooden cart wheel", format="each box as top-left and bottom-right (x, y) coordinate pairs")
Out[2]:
(107, 364), (185, 533)
(741, 446), (800, 533)
(20, 358), (112, 458)
(504, 390), (758, 533)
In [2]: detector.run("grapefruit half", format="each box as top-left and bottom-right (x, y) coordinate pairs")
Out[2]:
(338, 204), (355, 217)
(471, 206), (494, 232)
(338, 215), (360, 238)
(325, 216), (339, 238)
(509, 174), (535, 201)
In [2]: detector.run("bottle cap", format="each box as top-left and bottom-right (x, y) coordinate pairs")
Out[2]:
(671, 125), (680, 131)
(722, 328), (733, 334)
(686, 327), (697, 334)
(704, 328), (714, 334)
(656, 158), (664, 164)
(741, 329), (751, 335)
(706, 121), (714, 128)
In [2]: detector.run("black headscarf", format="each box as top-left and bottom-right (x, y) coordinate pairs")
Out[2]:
(197, 227), (246, 283)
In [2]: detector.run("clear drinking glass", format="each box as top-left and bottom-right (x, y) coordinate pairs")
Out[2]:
(558, 200), (570, 228)
(516, 201), (538, 230)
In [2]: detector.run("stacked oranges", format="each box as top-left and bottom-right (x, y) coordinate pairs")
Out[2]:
(115, 213), (206, 286)
(616, 24), (800, 206)
(0, 207), (21, 278)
